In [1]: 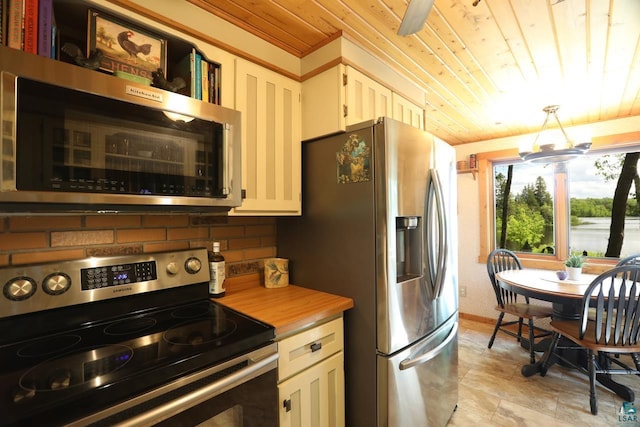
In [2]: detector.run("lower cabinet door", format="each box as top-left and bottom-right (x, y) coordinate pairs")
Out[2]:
(278, 352), (345, 427)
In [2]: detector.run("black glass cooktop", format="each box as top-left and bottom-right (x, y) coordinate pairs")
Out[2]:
(0, 299), (274, 426)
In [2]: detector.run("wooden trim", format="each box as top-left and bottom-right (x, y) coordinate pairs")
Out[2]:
(459, 312), (495, 325)
(591, 131), (640, 147)
(476, 148), (518, 161)
(477, 157), (492, 262)
(554, 163), (570, 262)
(300, 57), (343, 81)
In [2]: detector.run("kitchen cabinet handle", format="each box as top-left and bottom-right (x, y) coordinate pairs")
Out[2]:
(222, 123), (231, 196)
(283, 399), (292, 412)
(310, 342), (322, 352)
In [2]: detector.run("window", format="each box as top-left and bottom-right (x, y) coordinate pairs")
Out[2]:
(491, 146), (640, 261)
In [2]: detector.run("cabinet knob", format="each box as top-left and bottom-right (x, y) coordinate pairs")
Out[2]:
(283, 399), (291, 412)
(310, 342), (322, 352)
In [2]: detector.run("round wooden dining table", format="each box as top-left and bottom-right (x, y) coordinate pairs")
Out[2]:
(495, 268), (634, 402)
(496, 268), (597, 320)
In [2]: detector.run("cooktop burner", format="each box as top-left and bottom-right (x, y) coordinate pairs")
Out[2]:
(17, 335), (82, 358)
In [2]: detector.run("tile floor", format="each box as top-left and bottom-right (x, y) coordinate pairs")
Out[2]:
(448, 316), (639, 426)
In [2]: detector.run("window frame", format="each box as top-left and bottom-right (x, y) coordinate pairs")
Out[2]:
(477, 131), (640, 273)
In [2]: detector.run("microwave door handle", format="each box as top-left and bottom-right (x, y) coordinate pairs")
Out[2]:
(222, 123), (231, 195)
(430, 169), (448, 299)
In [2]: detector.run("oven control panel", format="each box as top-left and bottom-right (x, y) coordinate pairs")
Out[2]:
(0, 248), (209, 319)
(80, 261), (158, 290)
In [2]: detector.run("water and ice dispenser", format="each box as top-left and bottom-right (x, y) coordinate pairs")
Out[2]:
(396, 216), (422, 282)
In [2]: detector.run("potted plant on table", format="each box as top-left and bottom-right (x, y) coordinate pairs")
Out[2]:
(564, 254), (585, 280)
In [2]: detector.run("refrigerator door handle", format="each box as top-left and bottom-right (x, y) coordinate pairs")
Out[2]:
(427, 169), (448, 299)
(399, 320), (458, 370)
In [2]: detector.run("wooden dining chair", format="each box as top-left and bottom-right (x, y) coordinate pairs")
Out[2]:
(617, 254), (640, 370)
(545, 265), (640, 415)
(486, 248), (553, 364)
(618, 254), (640, 266)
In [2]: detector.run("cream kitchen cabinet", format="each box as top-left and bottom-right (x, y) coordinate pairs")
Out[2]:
(392, 92), (425, 129)
(277, 317), (345, 427)
(302, 64), (390, 140)
(302, 64), (424, 140)
(344, 66), (392, 128)
(232, 59), (302, 215)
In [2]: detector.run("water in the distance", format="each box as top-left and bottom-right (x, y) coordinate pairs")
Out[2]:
(571, 217), (640, 258)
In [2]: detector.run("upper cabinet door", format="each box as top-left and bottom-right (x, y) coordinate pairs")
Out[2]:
(232, 59), (301, 216)
(391, 92), (425, 130)
(344, 66), (392, 127)
(302, 65), (419, 141)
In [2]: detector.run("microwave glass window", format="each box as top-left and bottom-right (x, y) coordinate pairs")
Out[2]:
(16, 78), (226, 198)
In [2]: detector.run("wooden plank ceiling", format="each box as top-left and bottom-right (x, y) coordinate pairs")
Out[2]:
(188, 0), (640, 146)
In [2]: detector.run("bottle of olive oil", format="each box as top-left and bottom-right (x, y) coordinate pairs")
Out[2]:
(208, 241), (226, 298)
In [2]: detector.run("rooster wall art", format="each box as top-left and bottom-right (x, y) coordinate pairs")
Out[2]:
(91, 12), (164, 80)
(117, 31), (152, 63)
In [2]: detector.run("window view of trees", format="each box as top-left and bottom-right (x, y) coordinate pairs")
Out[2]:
(494, 149), (640, 259)
(495, 167), (554, 253)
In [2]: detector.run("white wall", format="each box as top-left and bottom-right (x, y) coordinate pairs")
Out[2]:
(454, 116), (640, 320)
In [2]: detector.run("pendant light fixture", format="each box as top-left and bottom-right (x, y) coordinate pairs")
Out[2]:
(519, 105), (591, 163)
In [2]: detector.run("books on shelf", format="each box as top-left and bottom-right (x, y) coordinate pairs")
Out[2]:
(7, 0), (23, 50)
(0, 0), (7, 46)
(5, 0), (55, 58)
(174, 48), (221, 104)
(201, 58), (209, 104)
(175, 48), (196, 98)
(194, 51), (202, 100)
(23, 0), (38, 53)
(37, 0), (52, 57)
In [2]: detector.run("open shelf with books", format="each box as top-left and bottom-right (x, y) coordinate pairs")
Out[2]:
(1, 0), (221, 104)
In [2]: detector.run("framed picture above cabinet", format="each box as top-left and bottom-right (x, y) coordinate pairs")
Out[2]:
(88, 9), (167, 81)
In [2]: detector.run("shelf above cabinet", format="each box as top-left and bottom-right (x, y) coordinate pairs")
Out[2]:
(457, 168), (478, 180)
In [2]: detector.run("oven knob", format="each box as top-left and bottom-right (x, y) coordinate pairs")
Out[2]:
(43, 273), (71, 295)
(48, 370), (72, 390)
(185, 257), (202, 274)
(11, 383), (36, 403)
(3, 277), (37, 301)
(166, 262), (179, 276)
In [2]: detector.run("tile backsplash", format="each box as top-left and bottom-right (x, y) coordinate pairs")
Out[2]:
(0, 214), (276, 278)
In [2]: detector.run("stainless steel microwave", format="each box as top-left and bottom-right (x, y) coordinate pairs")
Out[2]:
(0, 45), (241, 213)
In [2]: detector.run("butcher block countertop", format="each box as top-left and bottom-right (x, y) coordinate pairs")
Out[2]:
(215, 273), (354, 337)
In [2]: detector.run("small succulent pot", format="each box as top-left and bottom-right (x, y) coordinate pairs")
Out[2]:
(565, 266), (582, 281)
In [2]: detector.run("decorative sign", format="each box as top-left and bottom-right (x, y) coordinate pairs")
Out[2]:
(88, 9), (166, 81)
(336, 134), (371, 183)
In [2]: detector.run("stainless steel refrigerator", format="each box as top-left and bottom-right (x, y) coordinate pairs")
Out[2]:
(277, 117), (458, 427)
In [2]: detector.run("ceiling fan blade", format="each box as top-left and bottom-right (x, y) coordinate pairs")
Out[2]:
(397, 0), (435, 36)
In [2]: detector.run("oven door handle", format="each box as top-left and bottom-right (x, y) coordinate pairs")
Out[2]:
(117, 352), (279, 427)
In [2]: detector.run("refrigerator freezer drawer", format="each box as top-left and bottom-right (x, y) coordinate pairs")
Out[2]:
(377, 314), (458, 427)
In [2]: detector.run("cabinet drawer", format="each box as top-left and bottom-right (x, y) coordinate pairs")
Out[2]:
(278, 317), (343, 381)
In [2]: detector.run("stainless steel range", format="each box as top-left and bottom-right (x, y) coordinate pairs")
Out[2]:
(0, 248), (278, 426)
